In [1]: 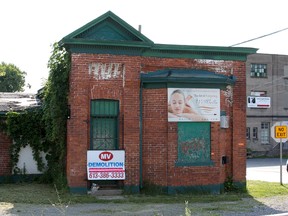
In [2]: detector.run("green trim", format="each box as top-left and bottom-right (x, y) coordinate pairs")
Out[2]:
(62, 39), (152, 48)
(167, 184), (221, 194)
(64, 43), (256, 61)
(69, 187), (88, 194)
(175, 161), (215, 167)
(234, 181), (246, 191)
(60, 11), (258, 61)
(141, 69), (236, 89)
(123, 185), (140, 194)
(139, 83), (143, 188)
(141, 83), (232, 89)
(60, 11), (153, 46)
(143, 44), (256, 61)
(0, 174), (42, 183)
(140, 184), (223, 194)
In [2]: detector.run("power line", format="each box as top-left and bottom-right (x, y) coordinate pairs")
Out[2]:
(230, 27), (288, 47)
(248, 75), (288, 95)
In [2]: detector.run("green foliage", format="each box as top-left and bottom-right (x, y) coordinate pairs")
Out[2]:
(224, 176), (245, 192)
(42, 42), (70, 188)
(0, 62), (26, 92)
(5, 108), (47, 173)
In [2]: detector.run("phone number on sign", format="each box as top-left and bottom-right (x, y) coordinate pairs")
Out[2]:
(89, 172), (125, 179)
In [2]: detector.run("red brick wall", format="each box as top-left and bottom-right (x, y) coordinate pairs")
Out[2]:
(231, 62), (247, 182)
(0, 131), (12, 176)
(67, 54), (142, 188)
(67, 54), (247, 191)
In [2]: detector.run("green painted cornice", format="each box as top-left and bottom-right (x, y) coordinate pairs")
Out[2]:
(60, 11), (153, 46)
(144, 43), (257, 60)
(60, 11), (258, 61)
(141, 69), (236, 89)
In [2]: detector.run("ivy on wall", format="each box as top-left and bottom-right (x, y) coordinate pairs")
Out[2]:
(1, 43), (70, 188)
(42, 42), (70, 187)
(6, 108), (47, 174)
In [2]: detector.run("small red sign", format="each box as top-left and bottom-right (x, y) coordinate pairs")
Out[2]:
(99, 151), (113, 161)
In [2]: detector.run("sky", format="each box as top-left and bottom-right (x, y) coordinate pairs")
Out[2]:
(1, 0), (288, 93)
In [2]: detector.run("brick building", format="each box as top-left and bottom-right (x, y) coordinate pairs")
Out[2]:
(0, 129), (11, 177)
(60, 11), (257, 194)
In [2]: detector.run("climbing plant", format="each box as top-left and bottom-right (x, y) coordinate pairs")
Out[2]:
(42, 42), (70, 188)
(5, 108), (47, 174)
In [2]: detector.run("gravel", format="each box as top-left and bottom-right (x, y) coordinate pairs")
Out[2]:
(1, 195), (288, 216)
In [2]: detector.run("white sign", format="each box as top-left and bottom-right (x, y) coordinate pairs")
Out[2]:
(87, 150), (125, 180)
(247, 96), (270, 108)
(271, 122), (288, 143)
(168, 88), (220, 122)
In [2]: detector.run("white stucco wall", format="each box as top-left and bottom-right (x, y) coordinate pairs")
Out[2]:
(16, 145), (47, 174)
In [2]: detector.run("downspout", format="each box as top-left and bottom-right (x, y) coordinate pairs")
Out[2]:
(139, 81), (143, 189)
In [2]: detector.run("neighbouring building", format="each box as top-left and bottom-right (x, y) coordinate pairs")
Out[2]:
(60, 11), (257, 194)
(0, 92), (41, 181)
(246, 53), (288, 156)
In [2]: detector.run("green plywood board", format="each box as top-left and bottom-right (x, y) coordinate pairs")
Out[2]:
(177, 122), (211, 164)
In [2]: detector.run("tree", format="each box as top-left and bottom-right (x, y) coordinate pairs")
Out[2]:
(0, 62), (26, 92)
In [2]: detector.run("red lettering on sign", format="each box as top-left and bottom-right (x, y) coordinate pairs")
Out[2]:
(99, 152), (113, 161)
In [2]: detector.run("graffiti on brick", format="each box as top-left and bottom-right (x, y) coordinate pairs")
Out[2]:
(178, 138), (209, 161)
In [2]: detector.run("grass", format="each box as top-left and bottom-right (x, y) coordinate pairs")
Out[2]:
(247, 180), (288, 198)
(0, 180), (288, 205)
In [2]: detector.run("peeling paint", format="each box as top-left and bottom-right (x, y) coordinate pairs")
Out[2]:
(89, 63), (124, 80)
(222, 86), (233, 107)
(195, 59), (234, 74)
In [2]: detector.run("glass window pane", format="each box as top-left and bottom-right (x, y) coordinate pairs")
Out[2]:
(250, 64), (267, 78)
(260, 122), (269, 144)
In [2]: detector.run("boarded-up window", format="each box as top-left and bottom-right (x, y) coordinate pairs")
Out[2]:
(177, 122), (212, 166)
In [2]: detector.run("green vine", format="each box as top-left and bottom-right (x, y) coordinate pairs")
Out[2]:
(5, 108), (47, 174)
(42, 42), (70, 188)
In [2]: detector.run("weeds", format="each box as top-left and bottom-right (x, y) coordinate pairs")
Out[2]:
(184, 201), (191, 216)
(224, 176), (239, 192)
(48, 184), (70, 215)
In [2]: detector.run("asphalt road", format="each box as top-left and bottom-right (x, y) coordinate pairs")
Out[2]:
(247, 158), (288, 184)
